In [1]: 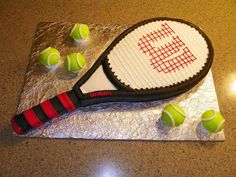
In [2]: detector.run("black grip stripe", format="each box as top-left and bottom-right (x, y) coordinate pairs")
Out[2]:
(67, 91), (80, 108)
(50, 96), (67, 114)
(33, 105), (49, 123)
(14, 114), (32, 132)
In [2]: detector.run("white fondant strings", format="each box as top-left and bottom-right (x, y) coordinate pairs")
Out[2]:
(108, 20), (209, 89)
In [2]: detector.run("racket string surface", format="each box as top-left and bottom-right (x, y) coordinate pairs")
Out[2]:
(106, 20), (210, 90)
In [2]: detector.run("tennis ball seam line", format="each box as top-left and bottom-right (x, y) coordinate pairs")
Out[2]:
(70, 24), (77, 37)
(202, 110), (216, 122)
(40, 47), (51, 55)
(47, 53), (60, 66)
(67, 56), (71, 71)
(163, 110), (175, 126)
(76, 53), (83, 68)
(170, 103), (185, 117)
(215, 119), (225, 133)
(77, 24), (83, 39)
(79, 24), (86, 39)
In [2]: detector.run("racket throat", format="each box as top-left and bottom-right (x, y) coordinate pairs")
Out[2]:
(80, 65), (117, 93)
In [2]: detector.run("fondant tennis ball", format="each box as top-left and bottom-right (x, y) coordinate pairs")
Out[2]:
(70, 23), (90, 41)
(39, 47), (60, 69)
(201, 110), (225, 133)
(161, 103), (186, 126)
(64, 52), (86, 73)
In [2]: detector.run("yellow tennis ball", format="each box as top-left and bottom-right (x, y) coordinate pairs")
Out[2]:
(161, 103), (186, 126)
(64, 52), (86, 73)
(70, 23), (90, 41)
(39, 47), (60, 68)
(201, 110), (225, 133)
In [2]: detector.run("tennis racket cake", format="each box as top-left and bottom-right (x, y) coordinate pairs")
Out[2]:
(11, 18), (213, 134)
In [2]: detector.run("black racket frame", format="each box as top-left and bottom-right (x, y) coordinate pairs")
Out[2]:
(73, 17), (214, 107)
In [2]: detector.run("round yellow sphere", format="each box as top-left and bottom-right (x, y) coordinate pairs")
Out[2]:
(161, 103), (186, 127)
(64, 52), (86, 73)
(39, 47), (60, 68)
(70, 23), (90, 41)
(201, 110), (225, 133)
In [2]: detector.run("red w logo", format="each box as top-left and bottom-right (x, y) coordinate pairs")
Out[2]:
(138, 23), (197, 73)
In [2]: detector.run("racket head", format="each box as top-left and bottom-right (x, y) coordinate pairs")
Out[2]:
(73, 18), (213, 100)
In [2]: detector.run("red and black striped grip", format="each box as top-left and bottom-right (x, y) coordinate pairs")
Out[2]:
(11, 90), (80, 134)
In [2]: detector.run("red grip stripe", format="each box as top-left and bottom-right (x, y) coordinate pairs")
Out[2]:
(57, 92), (76, 112)
(11, 118), (23, 135)
(23, 109), (43, 128)
(40, 100), (59, 119)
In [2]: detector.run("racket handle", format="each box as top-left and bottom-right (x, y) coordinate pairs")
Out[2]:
(11, 90), (80, 134)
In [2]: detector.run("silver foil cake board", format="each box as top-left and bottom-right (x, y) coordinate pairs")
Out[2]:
(16, 22), (224, 141)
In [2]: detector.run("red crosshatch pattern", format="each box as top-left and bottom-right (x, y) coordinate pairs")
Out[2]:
(137, 23), (197, 73)
(152, 47), (197, 73)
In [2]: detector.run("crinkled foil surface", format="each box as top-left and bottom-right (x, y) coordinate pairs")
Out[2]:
(17, 22), (224, 141)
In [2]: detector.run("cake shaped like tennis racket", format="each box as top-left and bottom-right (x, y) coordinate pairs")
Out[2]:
(11, 18), (213, 134)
